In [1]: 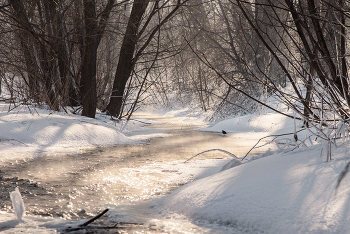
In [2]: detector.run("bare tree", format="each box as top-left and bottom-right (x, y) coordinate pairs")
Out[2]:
(80, 0), (115, 118)
(106, 0), (188, 118)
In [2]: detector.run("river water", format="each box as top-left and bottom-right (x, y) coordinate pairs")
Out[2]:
(0, 113), (269, 233)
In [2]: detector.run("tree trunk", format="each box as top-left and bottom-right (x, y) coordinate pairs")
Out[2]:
(80, 0), (98, 118)
(106, 0), (149, 117)
(80, 0), (115, 118)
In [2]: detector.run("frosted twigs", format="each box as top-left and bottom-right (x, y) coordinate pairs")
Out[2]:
(184, 149), (238, 163)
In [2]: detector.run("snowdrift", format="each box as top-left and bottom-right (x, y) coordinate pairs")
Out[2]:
(156, 144), (350, 234)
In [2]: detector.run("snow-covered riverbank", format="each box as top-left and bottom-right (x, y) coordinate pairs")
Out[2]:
(1, 103), (350, 233)
(0, 103), (168, 163)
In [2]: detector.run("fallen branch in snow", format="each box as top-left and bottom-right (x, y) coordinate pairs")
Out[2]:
(65, 225), (128, 232)
(65, 209), (110, 232)
(114, 221), (144, 226)
(79, 209), (109, 227)
(64, 209), (145, 232)
(184, 149), (238, 163)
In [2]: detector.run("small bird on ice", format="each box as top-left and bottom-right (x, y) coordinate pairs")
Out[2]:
(10, 187), (25, 221)
(222, 130), (227, 134)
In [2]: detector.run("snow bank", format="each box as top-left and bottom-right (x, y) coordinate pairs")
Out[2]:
(0, 103), (166, 162)
(143, 107), (350, 233)
(155, 141), (350, 234)
(201, 112), (299, 139)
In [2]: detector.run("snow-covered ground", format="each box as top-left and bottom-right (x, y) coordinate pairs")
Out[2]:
(153, 142), (350, 234)
(1, 101), (350, 233)
(0, 103), (167, 163)
(147, 109), (350, 234)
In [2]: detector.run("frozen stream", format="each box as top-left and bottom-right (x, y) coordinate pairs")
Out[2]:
(0, 113), (269, 233)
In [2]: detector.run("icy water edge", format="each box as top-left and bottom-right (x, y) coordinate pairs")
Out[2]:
(0, 113), (268, 233)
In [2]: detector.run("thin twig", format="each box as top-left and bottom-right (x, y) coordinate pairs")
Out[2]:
(114, 221), (144, 226)
(184, 149), (238, 163)
(241, 128), (307, 161)
(65, 226), (127, 232)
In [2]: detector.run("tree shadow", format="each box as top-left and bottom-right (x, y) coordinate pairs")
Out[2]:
(0, 219), (21, 232)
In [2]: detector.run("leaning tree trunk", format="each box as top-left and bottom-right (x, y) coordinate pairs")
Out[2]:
(105, 0), (149, 117)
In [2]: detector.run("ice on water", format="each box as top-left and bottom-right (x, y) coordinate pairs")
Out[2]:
(10, 187), (25, 221)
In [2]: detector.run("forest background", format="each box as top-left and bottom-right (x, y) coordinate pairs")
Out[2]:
(2, 1), (350, 232)
(0, 0), (349, 132)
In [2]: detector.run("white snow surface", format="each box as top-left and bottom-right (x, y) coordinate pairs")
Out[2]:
(155, 146), (350, 234)
(0, 103), (166, 162)
(201, 112), (294, 139)
(143, 106), (350, 233)
(1, 102), (350, 233)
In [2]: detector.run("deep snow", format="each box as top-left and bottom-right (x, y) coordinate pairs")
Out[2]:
(1, 102), (350, 233)
(150, 109), (350, 234)
(154, 144), (350, 234)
